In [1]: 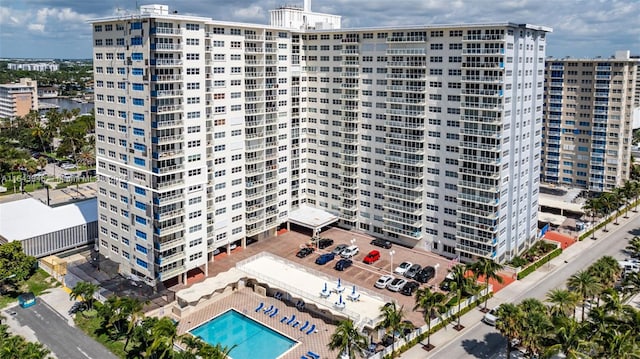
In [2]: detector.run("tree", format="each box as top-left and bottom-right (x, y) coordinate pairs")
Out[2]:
(69, 281), (99, 312)
(495, 303), (522, 359)
(517, 299), (552, 357)
(621, 181), (638, 218)
(327, 319), (368, 359)
(543, 317), (589, 359)
(567, 270), (602, 321)
(546, 289), (579, 319)
(375, 302), (412, 358)
(146, 317), (179, 359)
(625, 236), (640, 258)
(196, 342), (236, 359)
(0, 242), (37, 293)
(597, 192), (617, 230)
(413, 287), (447, 350)
(468, 258), (504, 311)
(583, 198), (602, 240)
(447, 264), (473, 330)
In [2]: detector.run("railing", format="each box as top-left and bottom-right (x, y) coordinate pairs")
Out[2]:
(386, 36), (426, 43)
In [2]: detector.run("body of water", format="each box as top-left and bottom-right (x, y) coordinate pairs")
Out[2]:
(39, 98), (94, 115)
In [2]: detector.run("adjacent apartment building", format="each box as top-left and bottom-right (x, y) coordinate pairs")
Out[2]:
(91, 2), (550, 286)
(0, 78), (38, 119)
(541, 51), (639, 191)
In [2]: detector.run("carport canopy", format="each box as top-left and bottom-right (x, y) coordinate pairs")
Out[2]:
(288, 205), (339, 234)
(538, 212), (567, 226)
(538, 196), (584, 215)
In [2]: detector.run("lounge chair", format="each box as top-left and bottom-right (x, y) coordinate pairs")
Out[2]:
(274, 292), (283, 300)
(269, 308), (279, 318)
(299, 321), (309, 331)
(263, 305), (274, 314)
(287, 315), (296, 325)
(306, 324), (316, 335)
(292, 321), (300, 328)
(307, 351), (320, 359)
(254, 302), (264, 312)
(280, 316), (288, 323)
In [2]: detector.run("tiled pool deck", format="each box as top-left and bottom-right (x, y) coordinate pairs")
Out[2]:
(176, 288), (337, 359)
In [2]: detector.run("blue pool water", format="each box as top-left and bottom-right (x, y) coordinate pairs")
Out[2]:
(190, 309), (297, 359)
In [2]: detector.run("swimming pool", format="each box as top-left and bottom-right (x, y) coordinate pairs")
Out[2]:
(190, 309), (297, 359)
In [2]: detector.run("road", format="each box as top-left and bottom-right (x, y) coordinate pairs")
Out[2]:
(6, 300), (117, 359)
(427, 215), (637, 359)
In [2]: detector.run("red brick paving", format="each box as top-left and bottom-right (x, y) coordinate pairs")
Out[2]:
(544, 231), (577, 250)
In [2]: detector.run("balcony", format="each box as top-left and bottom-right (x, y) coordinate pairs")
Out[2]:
(386, 48), (426, 55)
(158, 265), (186, 280)
(156, 178), (185, 190)
(462, 88), (503, 97)
(456, 205), (498, 219)
(156, 222), (185, 236)
(155, 149), (184, 159)
(383, 190), (422, 203)
(384, 213), (422, 228)
(383, 225), (421, 239)
(341, 72), (360, 78)
(455, 243), (494, 259)
(150, 59), (183, 67)
(384, 120), (425, 129)
(462, 34), (504, 41)
(151, 43), (182, 51)
(460, 154), (500, 165)
(151, 27), (182, 35)
(386, 36), (427, 43)
(384, 155), (424, 166)
(155, 208), (185, 221)
(386, 97), (425, 104)
(461, 75), (504, 83)
(461, 62), (504, 69)
(155, 134), (184, 144)
(457, 180), (497, 192)
(157, 251), (185, 266)
(153, 119), (183, 129)
(386, 61), (426, 67)
(460, 102), (501, 110)
(462, 48), (505, 55)
(385, 132), (425, 142)
(384, 167), (424, 179)
(152, 74), (182, 82)
(385, 73), (426, 80)
(154, 163), (184, 174)
(151, 89), (184, 98)
(384, 202), (422, 215)
(154, 192), (183, 205)
(459, 141), (501, 152)
(384, 143), (424, 154)
(152, 105), (183, 114)
(385, 85), (426, 92)
(383, 178), (422, 190)
(245, 47), (263, 53)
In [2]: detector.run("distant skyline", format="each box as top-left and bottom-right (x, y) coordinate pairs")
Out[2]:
(0, 0), (638, 59)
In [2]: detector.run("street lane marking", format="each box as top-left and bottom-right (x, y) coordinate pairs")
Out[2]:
(77, 346), (93, 359)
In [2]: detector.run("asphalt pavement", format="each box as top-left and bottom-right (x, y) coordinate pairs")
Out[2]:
(401, 211), (639, 359)
(3, 299), (117, 359)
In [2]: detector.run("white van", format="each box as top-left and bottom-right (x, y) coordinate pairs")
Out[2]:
(619, 260), (640, 274)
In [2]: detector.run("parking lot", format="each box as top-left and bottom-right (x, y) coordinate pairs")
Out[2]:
(198, 227), (455, 326)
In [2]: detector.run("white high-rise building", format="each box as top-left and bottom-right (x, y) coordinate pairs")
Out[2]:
(91, 3), (550, 286)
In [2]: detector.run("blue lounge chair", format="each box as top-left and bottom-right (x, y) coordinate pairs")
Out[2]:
(292, 321), (300, 328)
(263, 305), (274, 314)
(287, 315), (296, 325)
(307, 351), (320, 359)
(299, 321), (309, 331)
(254, 302), (264, 312)
(274, 291), (283, 300)
(280, 316), (288, 323)
(269, 308), (279, 318)
(306, 324), (316, 335)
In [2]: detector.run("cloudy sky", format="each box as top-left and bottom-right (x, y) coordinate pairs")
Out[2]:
(0, 0), (638, 59)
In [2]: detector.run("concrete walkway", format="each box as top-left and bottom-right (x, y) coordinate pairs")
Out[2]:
(400, 211), (638, 359)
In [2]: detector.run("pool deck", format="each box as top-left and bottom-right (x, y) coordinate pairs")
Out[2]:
(177, 287), (338, 359)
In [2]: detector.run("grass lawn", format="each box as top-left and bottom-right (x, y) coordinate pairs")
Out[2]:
(74, 310), (128, 358)
(0, 269), (60, 309)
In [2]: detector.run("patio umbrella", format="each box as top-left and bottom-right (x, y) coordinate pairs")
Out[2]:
(338, 278), (341, 287)
(352, 285), (356, 294)
(324, 282), (328, 292)
(339, 294), (343, 304)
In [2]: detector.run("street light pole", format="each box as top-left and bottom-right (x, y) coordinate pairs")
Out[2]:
(389, 250), (396, 274)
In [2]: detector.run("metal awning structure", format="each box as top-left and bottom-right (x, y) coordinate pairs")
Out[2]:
(538, 212), (567, 226)
(538, 196), (585, 215)
(288, 205), (339, 233)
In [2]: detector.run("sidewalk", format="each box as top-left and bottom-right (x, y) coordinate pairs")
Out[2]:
(401, 210), (638, 359)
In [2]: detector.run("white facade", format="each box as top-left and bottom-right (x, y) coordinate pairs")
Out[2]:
(7, 63), (59, 72)
(91, 4), (550, 285)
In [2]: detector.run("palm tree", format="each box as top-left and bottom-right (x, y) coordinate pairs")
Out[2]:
(123, 298), (146, 352)
(611, 188), (625, 225)
(583, 197), (601, 240)
(543, 317), (589, 359)
(147, 317), (179, 359)
(69, 281), (99, 311)
(625, 236), (640, 258)
(197, 343), (236, 359)
(590, 256), (622, 291)
(495, 303), (522, 359)
(413, 287), (446, 350)
(621, 181), (637, 218)
(597, 329), (640, 358)
(448, 264), (472, 330)
(328, 319), (368, 359)
(374, 302), (412, 358)
(468, 258), (504, 312)
(518, 300), (552, 358)
(598, 192), (617, 230)
(567, 270), (603, 321)
(546, 288), (579, 319)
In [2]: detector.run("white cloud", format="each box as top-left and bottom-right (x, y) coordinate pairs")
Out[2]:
(28, 23), (45, 32)
(232, 4), (264, 22)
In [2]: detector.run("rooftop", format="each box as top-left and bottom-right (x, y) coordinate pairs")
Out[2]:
(0, 198), (97, 241)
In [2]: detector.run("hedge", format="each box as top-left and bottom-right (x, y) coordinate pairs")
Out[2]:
(579, 199), (640, 241)
(516, 247), (562, 280)
(384, 292), (493, 359)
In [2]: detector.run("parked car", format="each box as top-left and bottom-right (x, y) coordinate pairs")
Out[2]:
(415, 266), (436, 283)
(317, 238), (334, 249)
(363, 250), (381, 264)
(394, 261), (412, 275)
(296, 247), (315, 258)
(315, 253), (335, 265)
(60, 163), (77, 170)
(340, 245), (359, 258)
(375, 275), (395, 289)
(439, 272), (456, 291)
(400, 281), (420, 296)
(387, 278), (408, 292)
(332, 244), (348, 256)
(370, 238), (392, 249)
(60, 173), (78, 182)
(404, 264), (422, 279)
(335, 259), (353, 271)
(483, 307), (500, 326)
